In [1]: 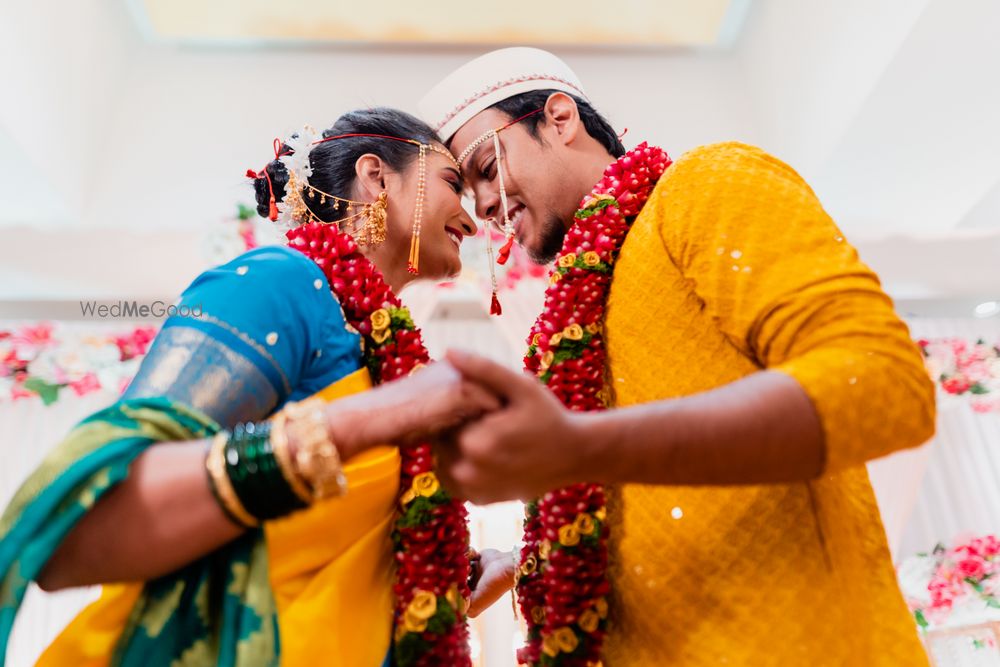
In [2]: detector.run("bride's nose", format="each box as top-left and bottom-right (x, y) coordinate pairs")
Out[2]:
(459, 209), (478, 237)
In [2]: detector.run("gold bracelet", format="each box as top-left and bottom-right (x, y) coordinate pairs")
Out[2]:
(205, 432), (260, 528)
(269, 411), (315, 504)
(283, 397), (348, 500)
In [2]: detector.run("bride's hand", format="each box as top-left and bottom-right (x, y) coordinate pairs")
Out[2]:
(467, 548), (517, 618)
(324, 362), (502, 460)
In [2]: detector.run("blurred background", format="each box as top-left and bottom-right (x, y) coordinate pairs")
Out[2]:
(2, 1), (1000, 665)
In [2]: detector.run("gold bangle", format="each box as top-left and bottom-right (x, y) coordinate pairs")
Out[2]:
(269, 411), (315, 504)
(284, 397), (348, 500)
(205, 432), (260, 528)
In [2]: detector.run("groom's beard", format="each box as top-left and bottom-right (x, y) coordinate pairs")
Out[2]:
(528, 213), (569, 265)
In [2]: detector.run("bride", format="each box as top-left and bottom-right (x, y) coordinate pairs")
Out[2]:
(0, 108), (513, 667)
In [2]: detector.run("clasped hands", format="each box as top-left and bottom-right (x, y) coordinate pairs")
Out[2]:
(328, 349), (600, 506)
(318, 349), (602, 618)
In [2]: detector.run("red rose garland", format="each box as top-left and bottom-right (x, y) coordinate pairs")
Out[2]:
(517, 143), (671, 666)
(286, 222), (472, 667)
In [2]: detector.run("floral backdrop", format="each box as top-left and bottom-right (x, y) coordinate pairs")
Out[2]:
(899, 534), (1000, 634)
(919, 338), (1000, 413)
(0, 322), (157, 405)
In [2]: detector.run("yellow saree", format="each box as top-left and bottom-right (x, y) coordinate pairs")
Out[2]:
(38, 369), (400, 667)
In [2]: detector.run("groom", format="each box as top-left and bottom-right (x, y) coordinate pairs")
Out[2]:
(418, 48), (935, 665)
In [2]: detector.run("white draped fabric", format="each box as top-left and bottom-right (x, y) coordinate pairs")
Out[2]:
(886, 317), (1000, 560)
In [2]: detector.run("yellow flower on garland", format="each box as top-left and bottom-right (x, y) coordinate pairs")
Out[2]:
(542, 634), (561, 658)
(578, 608), (600, 633)
(520, 553), (538, 577)
(372, 327), (391, 344)
(550, 333), (563, 346)
(594, 506), (607, 522)
(531, 606), (546, 625)
(586, 322), (601, 335)
(370, 308), (391, 332)
(399, 488), (416, 508)
(583, 251), (601, 267)
(558, 253), (577, 268)
(564, 324), (584, 341)
(559, 524), (581, 547)
(594, 597), (609, 619)
(540, 351), (555, 371)
(407, 589), (438, 620)
(403, 609), (428, 633)
(596, 388), (611, 407)
(574, 513), (596, 536)
(554, 627), (580, 652)
(532, 333), (542, 347)
(539, 539), (552, 560)
(550, 272), (562, 285)
(446, 584), (460, 610)
(412, 472), (440, 497)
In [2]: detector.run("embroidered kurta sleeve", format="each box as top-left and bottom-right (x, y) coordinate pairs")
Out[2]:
(651, 142), (935, 472)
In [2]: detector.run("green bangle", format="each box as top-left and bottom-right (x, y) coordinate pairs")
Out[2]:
(225, 421), (308, 521)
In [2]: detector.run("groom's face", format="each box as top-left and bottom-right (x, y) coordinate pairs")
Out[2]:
(451, 109), (576, 264)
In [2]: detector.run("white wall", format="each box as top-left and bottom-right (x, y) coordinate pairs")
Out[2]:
(0, 0), (138, 226)
(80, 46), (754, 235)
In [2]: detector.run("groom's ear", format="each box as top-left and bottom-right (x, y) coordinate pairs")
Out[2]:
(354, 153), (387, 199)
(542, 92), (581, 147)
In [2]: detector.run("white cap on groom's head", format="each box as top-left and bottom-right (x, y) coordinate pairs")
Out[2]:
(418, 47), (588, 144)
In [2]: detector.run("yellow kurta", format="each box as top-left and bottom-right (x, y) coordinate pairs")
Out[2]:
(602, 143), (935, 666)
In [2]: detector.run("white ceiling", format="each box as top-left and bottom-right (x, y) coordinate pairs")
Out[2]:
(0, 0), (997, 303)
(132, 0), (748, 47)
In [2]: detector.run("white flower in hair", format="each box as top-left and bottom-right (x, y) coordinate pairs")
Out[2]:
(273, 125), (321, 228)
(280, 125), (319, 182)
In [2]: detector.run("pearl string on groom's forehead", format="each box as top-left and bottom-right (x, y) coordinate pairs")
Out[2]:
(418, 47), (588, 315)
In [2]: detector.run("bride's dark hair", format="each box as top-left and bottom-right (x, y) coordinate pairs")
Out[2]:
(252, 108), (441, 222)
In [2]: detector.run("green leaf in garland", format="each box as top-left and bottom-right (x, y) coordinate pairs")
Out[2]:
(573, 197), (616, 220)
(425, 596), (458, 635)
(394, 632), (430, 667)
(914, 609), (929, 630)
(22, 377), (65, 406)
(388, 306), (416, 331)
(970, 382), (990, 395)
(396, 493), (448, 530)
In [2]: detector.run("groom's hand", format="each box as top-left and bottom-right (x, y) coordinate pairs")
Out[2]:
(434, 350), (592, 504)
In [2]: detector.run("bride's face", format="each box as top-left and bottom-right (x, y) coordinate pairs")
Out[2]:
(382, 149), (477, 281)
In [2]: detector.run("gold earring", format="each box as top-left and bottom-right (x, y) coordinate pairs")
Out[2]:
(359, 191), (388, 247)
